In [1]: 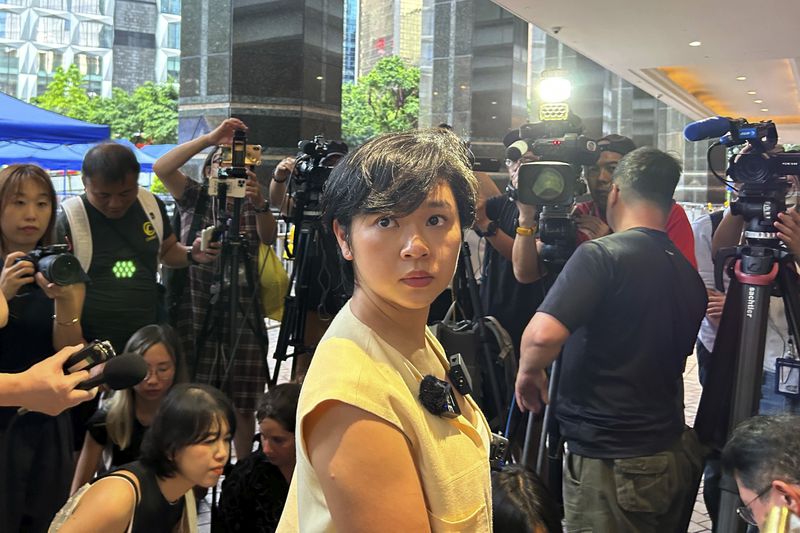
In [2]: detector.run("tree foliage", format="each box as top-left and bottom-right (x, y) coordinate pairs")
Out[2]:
(341, 56), (420, 148)
(32, 65), (179, 144)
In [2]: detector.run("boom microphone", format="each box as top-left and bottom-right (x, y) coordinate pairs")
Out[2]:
(76, 352), (147, 391)
(683, 116), (732, 141)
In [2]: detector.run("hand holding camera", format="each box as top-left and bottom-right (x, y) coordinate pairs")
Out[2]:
(205, 117), (248, 147)
(1, 252), (35, 299)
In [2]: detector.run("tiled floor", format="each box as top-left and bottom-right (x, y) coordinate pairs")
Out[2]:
(197, 326), (714, 532)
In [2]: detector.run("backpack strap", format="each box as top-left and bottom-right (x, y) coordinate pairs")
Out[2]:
(137, 187), (164, 247)
(61, 195), (93, 272)
(709, 209), (724, 237)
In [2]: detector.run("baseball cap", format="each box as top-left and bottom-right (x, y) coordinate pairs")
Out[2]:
(597, 134), (636, 156)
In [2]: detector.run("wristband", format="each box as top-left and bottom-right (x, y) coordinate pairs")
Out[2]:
(187, 248), (199, 266)
(515, 225), (536, 237)
(254, 200), (271, 213)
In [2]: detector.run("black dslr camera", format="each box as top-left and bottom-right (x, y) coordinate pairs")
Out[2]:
(15, 244), (83, 285)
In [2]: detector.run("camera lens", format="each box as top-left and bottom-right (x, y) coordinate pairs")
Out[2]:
(38, 254), (83, 285)
(532, 168), (566, 202)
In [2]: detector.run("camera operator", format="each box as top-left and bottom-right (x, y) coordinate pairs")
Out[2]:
(0, 164), (89, 532)
(512, 134), (697, 283)
(721, 415), (800, 530)
(711, 170), (800, 417)
(473, 136), (545, 355)
(153, 117), (277, 460)
(515, 148), (707, 531)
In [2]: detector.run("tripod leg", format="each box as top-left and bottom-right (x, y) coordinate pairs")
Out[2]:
(716, 257), (775, 533)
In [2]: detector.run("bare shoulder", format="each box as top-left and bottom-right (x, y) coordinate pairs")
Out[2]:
(58, 471), (140, 533)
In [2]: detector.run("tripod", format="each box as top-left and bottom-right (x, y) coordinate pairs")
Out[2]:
(696, 239), (800, 533)
(193, 183), (269, 396)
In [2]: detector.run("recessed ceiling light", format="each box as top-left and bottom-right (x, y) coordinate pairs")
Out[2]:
(689, 41), (702, 47)
(760, 108), (769, 112)
(753, 99), (763, 104)
(491, 101), (497, 105)
(736, 76), (747, 81)
(747, 91), (757, 95)
(316, 75), (324, 80)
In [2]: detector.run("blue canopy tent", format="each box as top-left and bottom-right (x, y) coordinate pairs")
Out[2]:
(140, 144), (177, 159)
(0, 93), (110, 144)
(0, 140), (156, 172)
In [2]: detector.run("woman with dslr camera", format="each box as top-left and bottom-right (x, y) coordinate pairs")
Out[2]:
(153, 118), (277, 460)
(0, 164), (86, 532)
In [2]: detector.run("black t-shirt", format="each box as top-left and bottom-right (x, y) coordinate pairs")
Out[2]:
(538, 228), (706, 458)
(0, 285), (55, 429)
(479, 194), (545, 352)
(57, 195), (173, 352)
(97, 460), (184, 533)
(87, 407), (148, 467)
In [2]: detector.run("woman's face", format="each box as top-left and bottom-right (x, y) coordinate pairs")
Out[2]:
(258, 417), (296, 469)
(1, 179), (52, 253)
(173, 418), (231, 488)
(133, 343), (176, 402)
(335, 181), (462, 312)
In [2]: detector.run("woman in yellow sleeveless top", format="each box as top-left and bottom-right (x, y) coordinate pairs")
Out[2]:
(277, 129), (492, 532)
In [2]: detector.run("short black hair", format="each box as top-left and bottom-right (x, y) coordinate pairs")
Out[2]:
(82, 142), (141, 184)
(321, 128), (477, 285)
(721, 415), (800, 493)
(140, 383), (236, 479)
(256, 382), (301, 432)
(492, 464), (561, 533)
(611, 146), (682, 213)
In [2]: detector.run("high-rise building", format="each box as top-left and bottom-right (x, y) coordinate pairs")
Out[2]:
(358, 0), (421, 78)
(0, 0), (180, 100)
(343, 0), (357, 83)
(179, 1), (343, 160)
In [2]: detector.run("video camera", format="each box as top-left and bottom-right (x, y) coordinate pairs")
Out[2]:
(506, 116), (599, 266)
(289, 135), (348, 217)
(15, 244), (83, 286)
(684, 117), (800, 247)
(209, 129), (262, 199)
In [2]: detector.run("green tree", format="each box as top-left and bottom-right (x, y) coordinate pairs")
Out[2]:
(31, 64), (91, 121)
(341, 56), (420, 147)
(34, 68), (179, 144)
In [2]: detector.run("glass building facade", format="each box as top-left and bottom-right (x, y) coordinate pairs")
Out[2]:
(358, 0), (422, 77)
(0, 0), (181, 99)
(343, 0), (357, 83)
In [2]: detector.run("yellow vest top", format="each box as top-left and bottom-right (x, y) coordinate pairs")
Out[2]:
(277, 301), (493, 532)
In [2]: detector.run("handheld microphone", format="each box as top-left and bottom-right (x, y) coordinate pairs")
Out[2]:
(76, 352), (147, 391)
(683, 116), (733, 142)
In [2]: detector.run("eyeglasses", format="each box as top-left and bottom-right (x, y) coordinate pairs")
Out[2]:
(736, 484), (773, 526)
(144, 366), (175, 381)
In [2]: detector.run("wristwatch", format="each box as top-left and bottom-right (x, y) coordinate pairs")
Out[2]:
(476, 220), (498, 238)
(186, 248), (199, 266)
(254, 200), (270, 213)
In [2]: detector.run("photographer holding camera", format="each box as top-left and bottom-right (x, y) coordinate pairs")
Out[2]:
(514, 148), (707, 531)
(153, 117), (277, 460)
(512, 134), (697, 283)
(0, 164), (89, 532)
(473, 136), (545, 355)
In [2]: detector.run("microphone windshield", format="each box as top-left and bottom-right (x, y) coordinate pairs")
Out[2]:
(683, 116), (731, 142)
(77, 353), (147, 391)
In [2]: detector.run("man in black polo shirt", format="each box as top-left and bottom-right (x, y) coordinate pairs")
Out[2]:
(515, 147), (707, 531)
